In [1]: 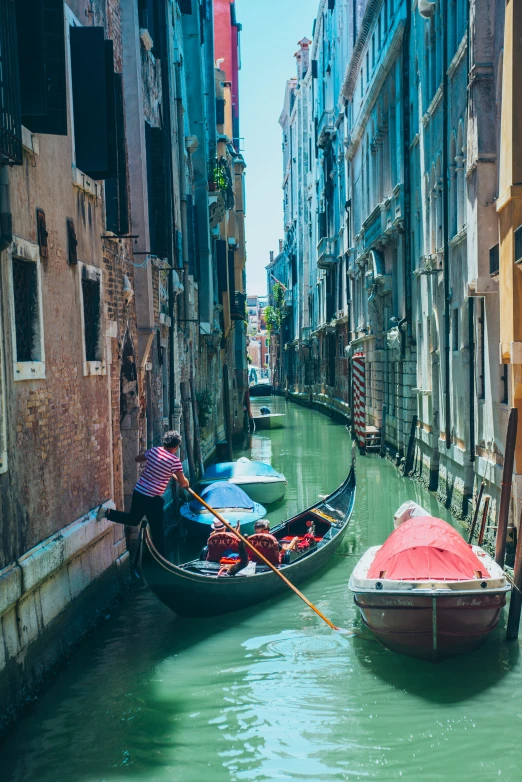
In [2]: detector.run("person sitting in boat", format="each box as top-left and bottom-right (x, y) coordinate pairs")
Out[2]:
(201, 518), (241, 562)
(259, 406), (271, 415)
(247, 520), (299, 566)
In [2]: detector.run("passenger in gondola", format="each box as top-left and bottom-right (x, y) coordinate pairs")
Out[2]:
(248, 519), (299, 565)
(201, 518), (241, 562)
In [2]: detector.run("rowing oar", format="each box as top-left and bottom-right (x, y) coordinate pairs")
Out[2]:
(188, 488), (346, 633)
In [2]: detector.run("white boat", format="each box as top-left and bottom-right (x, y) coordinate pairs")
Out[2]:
(252, 413), (285, 429)
(198, 457), (287, 504)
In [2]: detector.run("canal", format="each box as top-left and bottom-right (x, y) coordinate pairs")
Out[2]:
(1, 398), (520, 781)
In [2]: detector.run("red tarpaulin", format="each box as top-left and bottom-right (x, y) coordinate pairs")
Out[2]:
(368, 516), (490, 581)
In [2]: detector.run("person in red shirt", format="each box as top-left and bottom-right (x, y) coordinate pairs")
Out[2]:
(97, 431), (189, 555)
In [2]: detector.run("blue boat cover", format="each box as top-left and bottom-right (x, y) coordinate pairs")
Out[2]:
(189, 481), (255, 512)
(203, 458), (281, 480)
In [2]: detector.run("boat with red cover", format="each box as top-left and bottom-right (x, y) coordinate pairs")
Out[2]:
(349, 512), (510, 661)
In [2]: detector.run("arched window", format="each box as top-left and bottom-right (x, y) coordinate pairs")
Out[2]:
(430, 163), (437, 253)
(435, 155), (443, 250)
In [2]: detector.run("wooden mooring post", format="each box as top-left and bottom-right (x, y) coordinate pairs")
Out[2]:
(468, 481), (485, 544)
(477, 496), (490, 546)
(495, 408), (518, 568)
(380, 405), (387, 458)
(506, 515), (522, 641)
(403, 415), (418, 475)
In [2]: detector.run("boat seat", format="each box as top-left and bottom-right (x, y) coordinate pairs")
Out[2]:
(247, 533), (281, 566)
(206, 532), (240, 562)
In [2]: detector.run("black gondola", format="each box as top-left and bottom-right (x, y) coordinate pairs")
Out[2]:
(248, 382), (273, 397)
(137, 464), (356, 617)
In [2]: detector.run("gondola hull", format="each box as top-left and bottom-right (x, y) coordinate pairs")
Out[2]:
(139, 467), (356, 618)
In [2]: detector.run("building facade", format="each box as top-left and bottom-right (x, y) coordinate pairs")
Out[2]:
(272, 0), (517, 529)
(0, 0), (247, 729)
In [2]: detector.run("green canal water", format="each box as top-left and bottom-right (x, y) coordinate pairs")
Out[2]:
(1, 398), (521, 781)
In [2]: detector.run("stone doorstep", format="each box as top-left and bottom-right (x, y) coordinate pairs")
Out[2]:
(0, 501), (118, 618)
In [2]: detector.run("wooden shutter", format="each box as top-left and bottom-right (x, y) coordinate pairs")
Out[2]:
(228, 248), (235, 294)
(186, 195), (197, 278)
(178, 0), (192, 14)
(311, 60), (318, 79)
(105, 74), (129, 235)
(17, 0), (67, 135)
(36, 208), (49, 260)
(145, 123), (168, 258)
(216, 239), (228, 294)
(67, 218), (78, 264)
(0, 0), (22, 163)
(70, 27), (116, 179)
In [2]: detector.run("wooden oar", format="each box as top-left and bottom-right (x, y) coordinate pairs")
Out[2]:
(188, 488), (342, 632)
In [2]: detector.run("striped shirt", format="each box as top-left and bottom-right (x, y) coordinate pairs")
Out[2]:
(135, 447), (183, 497)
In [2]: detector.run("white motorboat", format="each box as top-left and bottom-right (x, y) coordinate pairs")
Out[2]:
(198, 457), (287, 504)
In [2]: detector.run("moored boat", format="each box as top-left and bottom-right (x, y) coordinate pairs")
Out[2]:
(249, 382), (273, 397)
(252, 412), (285, 429)
(198, 457), (287, 504)
(138, 464), (356, 618)
(349, 508), (510, 661)
(180, 482), (266, 537)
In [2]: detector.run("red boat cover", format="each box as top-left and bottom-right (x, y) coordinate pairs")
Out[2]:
(367, 517), (490, 581)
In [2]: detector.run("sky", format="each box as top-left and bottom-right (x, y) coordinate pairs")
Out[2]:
(235, 0), (320, 296)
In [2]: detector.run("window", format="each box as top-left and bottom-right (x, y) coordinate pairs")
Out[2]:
(452, 308), (459, 352)
(8, 238), (45, 381)
(366, 51), (370, 83)
(0, 0), (22, 164)
(500, 364), (509, 405)
(372, 34), (375, 68)
(79, 264), (105, 375)
(161, 346), (169, 421)
(265, 338), (269, 347)
(490, 244), (499, 276)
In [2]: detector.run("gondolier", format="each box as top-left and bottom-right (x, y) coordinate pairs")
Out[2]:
(97, 431), (189, 555)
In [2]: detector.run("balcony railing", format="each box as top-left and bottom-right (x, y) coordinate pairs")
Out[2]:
(230, 291), (247, 320)
(283, 288), (293, 310)
(317, 109), (335, 149)
(317, 236), (338, 269)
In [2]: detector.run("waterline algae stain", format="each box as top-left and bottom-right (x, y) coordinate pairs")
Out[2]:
(0, 399), (520, 781)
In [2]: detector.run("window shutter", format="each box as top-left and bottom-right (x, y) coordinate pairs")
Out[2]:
(186, 195), (198, 278)
(67, 218), (78, 265)
(70, 27), (117, 179)
(36, 208), (49, 260)
(105, 74), (129, 235)
(328, 0), (335, 9)
(216, 239), (228, 294)
(311, 60), (318, 79)
(145, 122), (169, 258)
(216, 98), (225, 125)
(178, 0), (192, 14)
(0, 0), (22, 164)
(17, 0), (67, 135)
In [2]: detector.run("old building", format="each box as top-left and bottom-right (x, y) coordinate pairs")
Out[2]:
(272, 0), (515, 526)
(0, 0), (247, 729)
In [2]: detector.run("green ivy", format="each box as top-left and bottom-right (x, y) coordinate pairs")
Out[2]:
(265, 282), (285, 334)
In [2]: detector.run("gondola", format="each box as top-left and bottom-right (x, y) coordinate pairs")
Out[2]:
(137, 464), (356, 618)
(249, 382), (273, 397)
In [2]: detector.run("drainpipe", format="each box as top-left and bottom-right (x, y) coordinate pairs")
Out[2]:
(157, 0), (178, 431)
(174, 65), (191, 325)
(402, 0), (412, 340)
(468, 298), (475, 462)
(442, 0), (451, 449)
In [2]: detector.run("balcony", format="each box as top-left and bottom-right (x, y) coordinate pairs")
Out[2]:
(283, 288), (293, 310)
(317, 109), (335, 149)
(317, 236), (338, 269)
(230, 291), (247, 321)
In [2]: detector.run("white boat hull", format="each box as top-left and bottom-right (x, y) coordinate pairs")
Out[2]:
(199, 476), (287, 504)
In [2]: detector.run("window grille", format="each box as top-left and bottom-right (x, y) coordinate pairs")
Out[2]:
(81, 275), (101, 361)
(12, 258), (39, 361)
(0, 0), (22, 164)
(515, 226), (522, 264)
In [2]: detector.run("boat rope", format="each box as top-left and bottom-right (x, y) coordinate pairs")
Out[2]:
(504, 569), (522, 595)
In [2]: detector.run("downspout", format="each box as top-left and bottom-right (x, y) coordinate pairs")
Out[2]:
(174, 65), (191, 325)
(157, 0), (178, 430)
(402, 0), (412, 341)
(442, 0), (451, 449)
(466, 1), (474, 465)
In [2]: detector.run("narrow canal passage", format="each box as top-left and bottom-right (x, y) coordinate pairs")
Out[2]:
(1, 399), (520, 781)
